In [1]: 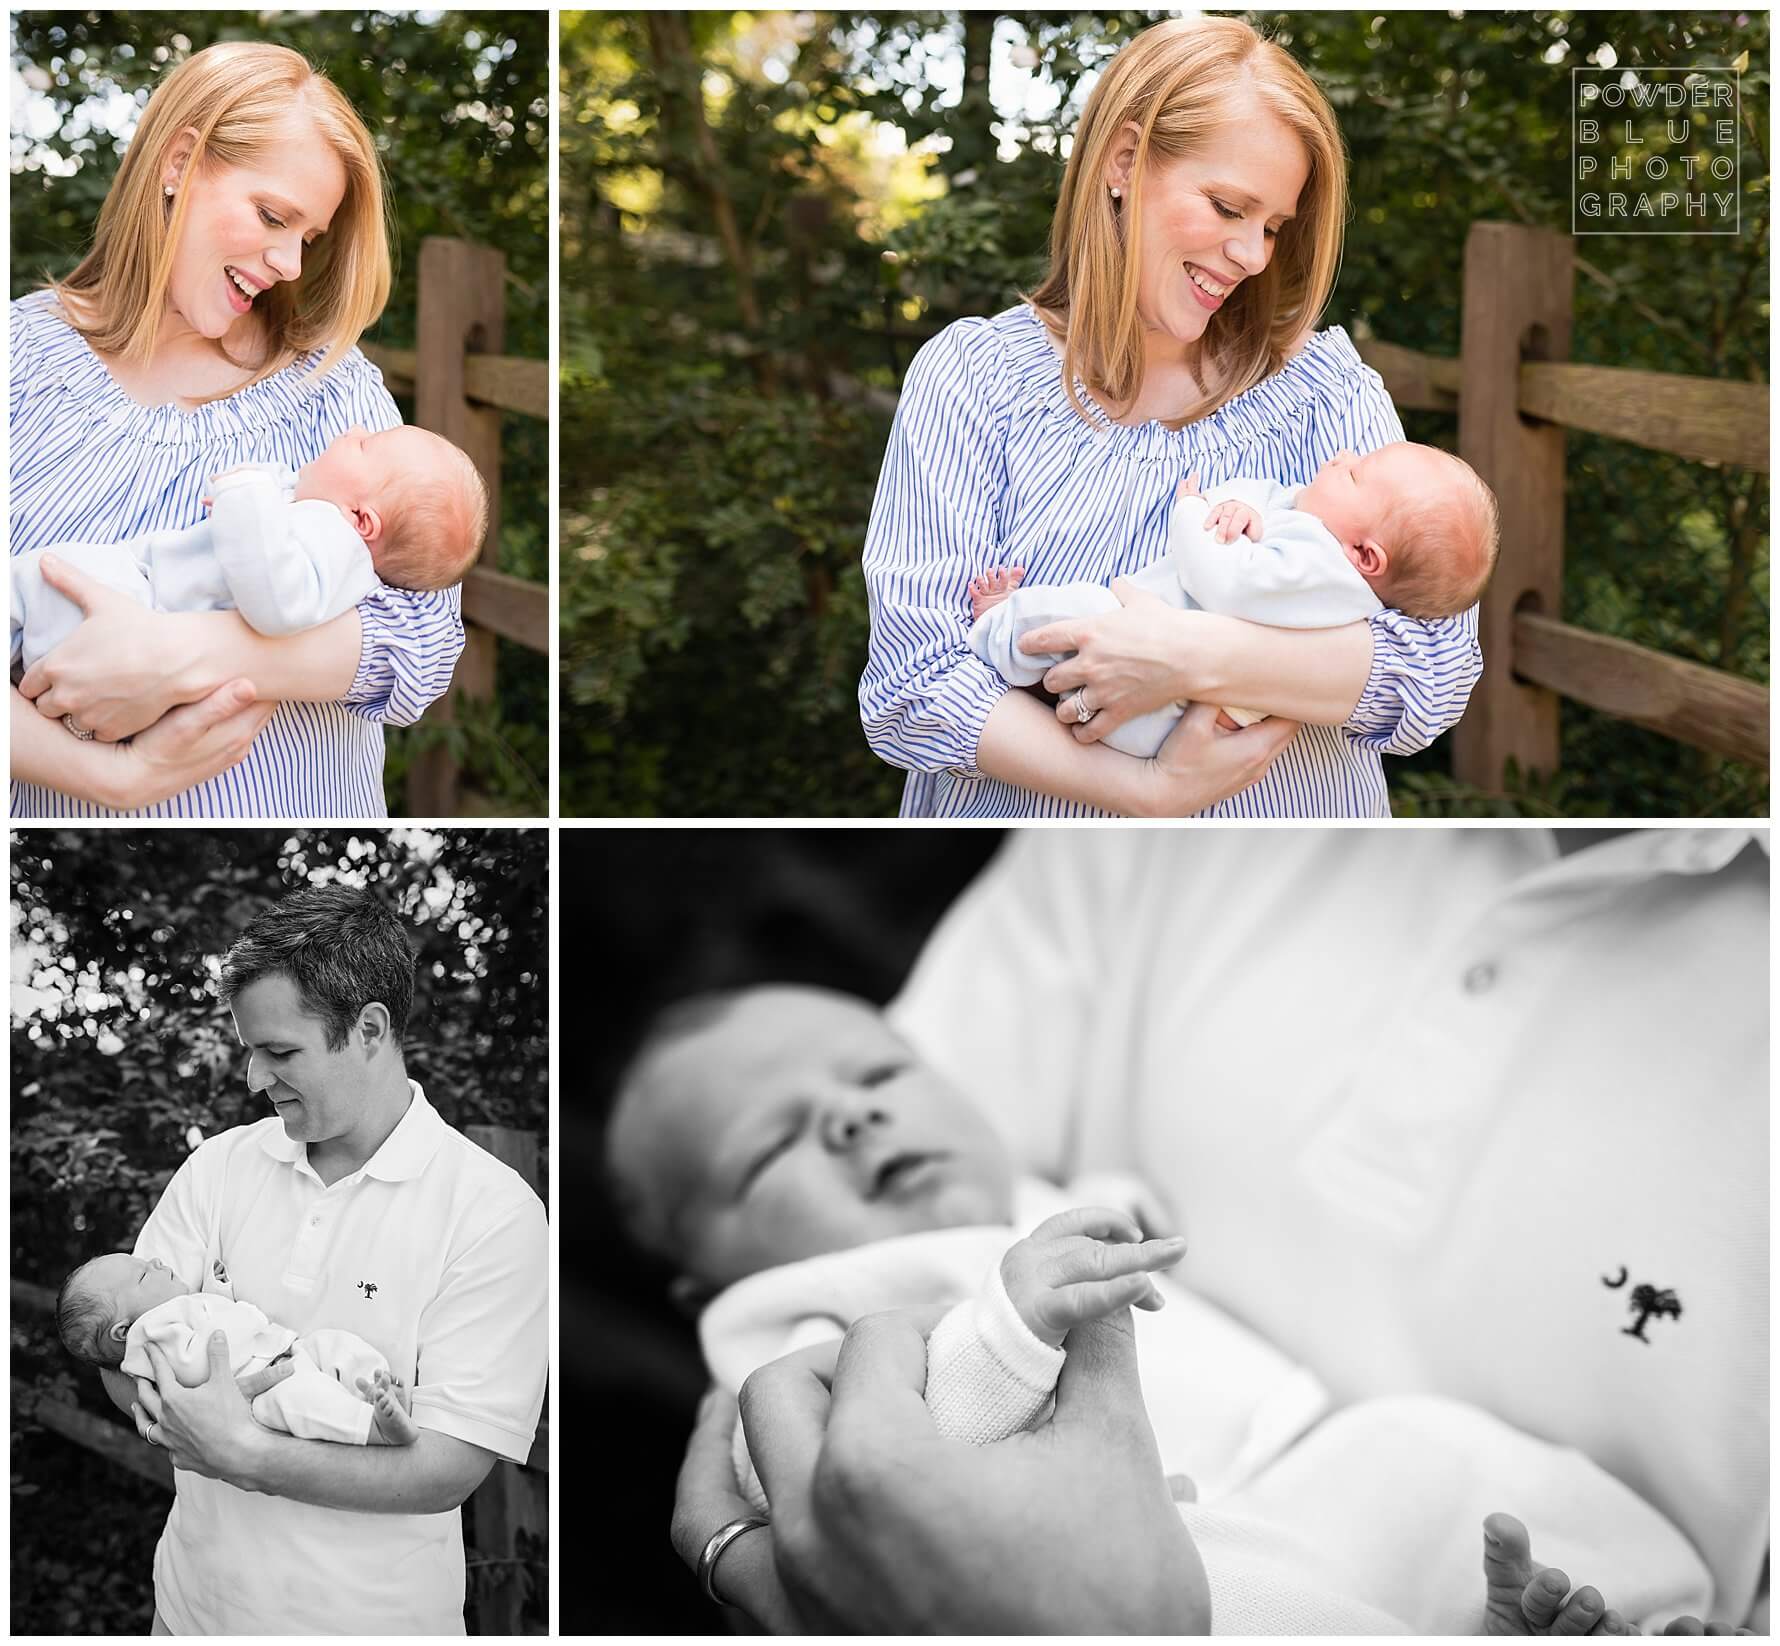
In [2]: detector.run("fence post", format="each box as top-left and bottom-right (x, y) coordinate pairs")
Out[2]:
(1452, 221), (1573, 789)
(464, 1124), (548, 1635)
(407, 237), (507, 817)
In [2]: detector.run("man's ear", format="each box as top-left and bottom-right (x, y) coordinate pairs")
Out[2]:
(356, 1001), (393, 1054)
(669, 1274), (712, 1318)
(1101, 119), (1142, 196)
(1348, 538), (1388, 579)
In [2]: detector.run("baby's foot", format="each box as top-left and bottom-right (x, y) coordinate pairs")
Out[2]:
(969, 566), (1025, 620)
(1480, 1514), (1754, 1636)
(362, 1369), (419, 1446)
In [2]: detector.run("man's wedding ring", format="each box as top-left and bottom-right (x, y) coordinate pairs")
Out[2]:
(1071, 689), (1097, 724)
(62, 715), (95, 741)
(144, 1420), (161, 1447)
(698, 1515), (769, 1606)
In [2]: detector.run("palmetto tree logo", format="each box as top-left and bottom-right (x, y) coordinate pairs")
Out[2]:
(1602, 1267), (1682, 1342)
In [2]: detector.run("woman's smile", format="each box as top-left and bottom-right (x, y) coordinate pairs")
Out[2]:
(1184, 263), (1235, 310)
(223, 265), (267, 314)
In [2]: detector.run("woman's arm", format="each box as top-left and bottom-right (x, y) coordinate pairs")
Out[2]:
(1023, 593), (1374, 744)
(11, 680), (273, 807)
(859, 322), (1022, 777)
(19, 557), (468, 739)
(977, 688), (1299, 817)
(16, 557), (361, 741)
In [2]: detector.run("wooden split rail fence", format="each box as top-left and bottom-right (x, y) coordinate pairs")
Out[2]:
(1357, 221), (1768, 784)
(12, 1124), (548, 1637)
(361, 238), (551, 816)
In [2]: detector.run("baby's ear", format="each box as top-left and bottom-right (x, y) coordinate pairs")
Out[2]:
(1349, 538), (1388, 579)
(108, 1319), (129, 1343)
(351, 504), (384, 546)
(668, 1274), (712, 1319)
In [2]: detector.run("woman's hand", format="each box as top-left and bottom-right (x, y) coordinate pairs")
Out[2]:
(694, 1305), (1209, 1634)
(1130, 700), (1299, 818)
(11, 681), (272, 809)
(97, 684), (274, 809)
(18, 556), (214, 739)
(1018, 580), (1198, 745)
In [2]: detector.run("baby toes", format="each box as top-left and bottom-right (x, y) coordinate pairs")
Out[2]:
(1520, 1568), (1573, 1633)
(1550, 1586), (1604, 1636)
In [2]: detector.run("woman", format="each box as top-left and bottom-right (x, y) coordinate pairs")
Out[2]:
(9, 40), (463, 817)
(860, 17), (1480, 818)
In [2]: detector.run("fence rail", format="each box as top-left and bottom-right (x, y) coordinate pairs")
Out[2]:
(12, 1122), (548, 1636)
(364, 238), (551, 816)
(1355, 221), (1769, 786)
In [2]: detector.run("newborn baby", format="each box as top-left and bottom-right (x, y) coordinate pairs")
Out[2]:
(611, 984), (1722, 1635)
(11, 423), (487, 671)
(968, 442), (1499, 752)
(57, 1252), (416, 1447)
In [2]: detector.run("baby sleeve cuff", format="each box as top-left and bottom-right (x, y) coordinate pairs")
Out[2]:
(924, 1261), (1065, 1444)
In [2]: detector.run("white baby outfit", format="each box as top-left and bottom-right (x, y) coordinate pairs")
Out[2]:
(968, 478), (1382, 754)
(10, 461), (379, 669)
(705, 1175), (1332, 1515)
(705, 1175), (1713, 1634)
(120, 1292), (393, 1447)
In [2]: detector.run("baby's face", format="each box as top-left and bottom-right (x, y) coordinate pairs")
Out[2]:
(82, 1253), (190, 1333)
(1294, 443), (1447, 566)
(612, 986), (1016, 1290)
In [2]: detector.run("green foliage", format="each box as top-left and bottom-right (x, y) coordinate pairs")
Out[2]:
(563, 9), (1768, 817)
(11, 827), (548, 1278)
(9, 12), (549, 816)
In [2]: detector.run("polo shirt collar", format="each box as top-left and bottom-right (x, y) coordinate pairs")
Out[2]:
(255, 1079), (445, 1184)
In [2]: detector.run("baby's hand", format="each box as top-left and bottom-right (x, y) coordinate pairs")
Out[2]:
(1204, 500), (1263, 543)
(1177, 471), (1205, 499)
(1000, 1207), (1188, 1350)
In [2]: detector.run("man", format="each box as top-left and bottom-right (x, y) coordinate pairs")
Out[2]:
(102, 884), (548, 1634)
(672, 828), (1768, 1632)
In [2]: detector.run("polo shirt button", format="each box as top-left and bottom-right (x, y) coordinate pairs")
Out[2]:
(310, 1216), (320, 1226)
(1462, 961), (1497, 994)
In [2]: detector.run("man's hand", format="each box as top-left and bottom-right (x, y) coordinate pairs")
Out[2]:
(131, 1333), (275, 1486)
(719, 1306), (1211, 1633)
(1000, 1206), (1187, 1348)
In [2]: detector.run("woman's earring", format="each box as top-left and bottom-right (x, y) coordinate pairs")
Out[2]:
(1110, 186), (1122, 200)
(164, 185), (175, 198)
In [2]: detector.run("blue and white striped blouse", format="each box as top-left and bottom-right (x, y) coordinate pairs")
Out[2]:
(859, 305), (1482, 817)
(8, 290), (464, 818)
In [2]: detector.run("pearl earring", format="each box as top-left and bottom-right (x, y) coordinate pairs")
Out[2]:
(1110, 186), (1122, 200)
(164, 185), (175, 197)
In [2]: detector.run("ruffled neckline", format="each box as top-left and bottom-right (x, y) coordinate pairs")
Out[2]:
(1000, 302), (1368, 462)
(11, 289), (362, 447)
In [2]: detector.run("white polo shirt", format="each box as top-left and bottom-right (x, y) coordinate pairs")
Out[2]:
(892, 829), (1768, 1622)
(133, 1082), (548, 1635)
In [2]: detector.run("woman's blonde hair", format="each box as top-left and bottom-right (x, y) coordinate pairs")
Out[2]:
(54, 41), (391, 389)
(1028, 16), (1347, 430)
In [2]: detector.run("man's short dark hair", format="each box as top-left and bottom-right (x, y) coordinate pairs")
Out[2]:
(218, 884), (417, 1049)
